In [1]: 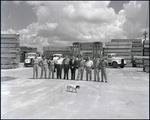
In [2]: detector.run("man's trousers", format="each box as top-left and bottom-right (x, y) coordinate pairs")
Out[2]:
(77, 66), (84, 80)
(40, 65), (47, 78)
(33, 64), (38, 79)
(94, 68), (100, 82)
(86, 67), (92, 81)
(70, 67), (76, 80)
(57, 64), (62, 79)
(48, 66), (54, 79)
(63, 64), (69, 79)
(101, 67), (107, 82)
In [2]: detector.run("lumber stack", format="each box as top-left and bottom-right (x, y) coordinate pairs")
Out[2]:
(43, 46), (71, 59)
(143, 40), (149, 72)
(1, 34), (20, 69)
(20, 46), (37, 62)
(73, 42), (103, 59)
(104, 39), (143, 67)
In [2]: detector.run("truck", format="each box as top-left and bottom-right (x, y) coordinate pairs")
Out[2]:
(106, 53), (126, 68)
(24, 53), (37, 67)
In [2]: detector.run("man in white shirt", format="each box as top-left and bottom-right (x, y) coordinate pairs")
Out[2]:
(85, 57), (93, 81)
(56, 56), (63, 79)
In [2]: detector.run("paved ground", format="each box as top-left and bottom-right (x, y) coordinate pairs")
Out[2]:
(1, 64), (149, 119)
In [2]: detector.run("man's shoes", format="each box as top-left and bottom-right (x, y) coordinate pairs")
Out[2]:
(101, 81), (103, 82)
(105, 81), (108, 83)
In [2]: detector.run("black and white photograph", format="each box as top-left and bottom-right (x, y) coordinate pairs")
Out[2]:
(1, 1), (149, 119)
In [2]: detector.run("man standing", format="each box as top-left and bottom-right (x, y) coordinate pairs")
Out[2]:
(94, 57), (101, 82)
(85, 57), (93, 81)
(77, 56), (85, 80)
(69, 56), (77, 80)
(32, 54), (39, 79)
(40, 55), (48, 79)
(63, 55), (70, 80)
(100, 57), (108, 83)
(47, 56), (55, 79)
(56, 56), (63, 79)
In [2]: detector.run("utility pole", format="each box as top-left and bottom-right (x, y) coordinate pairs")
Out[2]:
(143, 31), (147, 56)
(143, 31), (147, 41)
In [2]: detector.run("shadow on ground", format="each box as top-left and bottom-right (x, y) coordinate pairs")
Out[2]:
(1, 76), (19, 82)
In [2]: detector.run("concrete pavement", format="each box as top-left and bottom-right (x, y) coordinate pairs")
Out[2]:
(1, 66), (149, 119)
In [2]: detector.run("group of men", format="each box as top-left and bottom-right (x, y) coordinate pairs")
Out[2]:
(32, 54), (108, 83)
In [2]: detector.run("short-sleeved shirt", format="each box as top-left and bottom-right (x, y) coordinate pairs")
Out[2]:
(85, 60), (93, 67)
(100, 60), (107, 67)
(63, 58), (70, 65)
(33, 58), (39, 64)
(78, 60), (85, 67)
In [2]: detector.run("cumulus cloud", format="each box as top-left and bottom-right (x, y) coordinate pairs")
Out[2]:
(121, 1), (149, 39)
(1, 1), (149, 53)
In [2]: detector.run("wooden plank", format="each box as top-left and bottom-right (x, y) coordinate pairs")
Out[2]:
(1, 34), (19, 40)
(131, 53), (143, 56)
(144, 44), (149, 48)
(105, 45), (132, 48)
(1, 54), (18, 58)
(104, 49), (131, 53)
(105, 42), (132, 46)
(1, 43), (19, 48)
(132, 43), (142, 47)
(104, 52), (131, 56)
(1, 48), (19, 52)
(143, 66), (149, 72)
(131, 49), (143, 52)
(80, 47), (93, 51)
(111, 39), (142, 42)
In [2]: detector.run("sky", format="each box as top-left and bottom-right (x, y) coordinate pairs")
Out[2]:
(1, 1), (149, 53)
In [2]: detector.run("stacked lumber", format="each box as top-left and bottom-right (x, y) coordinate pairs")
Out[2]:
(20, 46), (37, 62)
(143, 40), (149, 72)
(43, 46), (71, 59)
(104, 39), (143, 67)
(92, 42), (103, 58)
(1, 34), (20, 69)
(131, 41), (143, 67)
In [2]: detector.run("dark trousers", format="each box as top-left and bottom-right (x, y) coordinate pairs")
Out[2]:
(57, 64), (62, 79)
(71, 67), (76, 80)
(86, 67), (92, 81)
(101, 67), (107, 82)
(64, 64), (69, 79)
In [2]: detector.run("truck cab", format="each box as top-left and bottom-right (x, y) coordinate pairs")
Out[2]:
(106, 53), (126, 68)
(24, 53), (37, 67)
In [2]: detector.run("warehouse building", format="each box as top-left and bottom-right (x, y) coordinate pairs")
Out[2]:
(1, 34), (20, 69)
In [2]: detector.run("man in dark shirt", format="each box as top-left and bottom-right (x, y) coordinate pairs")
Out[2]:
(63, 55), (70, 80)
(69, 56), (77, 80)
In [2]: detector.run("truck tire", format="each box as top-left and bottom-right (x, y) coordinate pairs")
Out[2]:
(120, 65), (124, 68)
(112, 62), (118, 68)
(24, 64), (27, 67)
